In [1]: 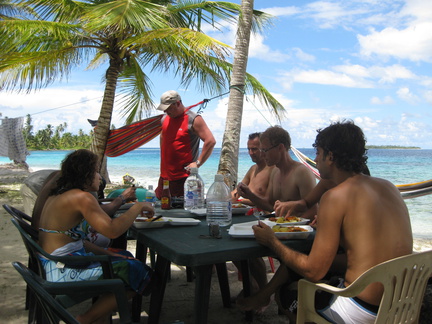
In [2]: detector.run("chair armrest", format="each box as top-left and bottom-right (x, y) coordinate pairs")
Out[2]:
(44, 279), (131, 323)
(297, 277), (380, 324)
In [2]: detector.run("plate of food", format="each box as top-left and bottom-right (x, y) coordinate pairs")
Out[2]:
(133, 216), (167, 228)
(232, 203), (252, 215)
(267, 215), (309, 226)
(228, 222), (313, 240)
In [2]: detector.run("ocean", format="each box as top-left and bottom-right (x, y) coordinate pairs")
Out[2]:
(1, 148), (431, 239)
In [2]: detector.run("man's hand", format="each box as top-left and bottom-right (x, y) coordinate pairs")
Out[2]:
(136, 202), (155, 218)
(252, 221), (278, 247)
(274, 199), (307, 217)
(121, 186), (137, 202)
(237, 182), (254, 199)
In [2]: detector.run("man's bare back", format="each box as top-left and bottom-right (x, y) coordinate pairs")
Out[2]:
(323, 174), (412, 305)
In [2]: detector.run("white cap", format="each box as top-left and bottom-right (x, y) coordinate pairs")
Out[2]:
(157, 90), (181, 111)
(215, 174), (224, 181)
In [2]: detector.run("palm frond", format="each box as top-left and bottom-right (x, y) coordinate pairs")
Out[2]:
(83, 0), (170, 32)
(19, 0), (87, 23)
(167, 1), (273, 34)
(115, 57), (155, 123)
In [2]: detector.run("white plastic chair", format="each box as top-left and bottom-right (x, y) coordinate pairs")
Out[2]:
(297, 250), (432, 324)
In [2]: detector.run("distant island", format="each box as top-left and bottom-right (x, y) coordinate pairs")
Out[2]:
(366, 145), (421, 149)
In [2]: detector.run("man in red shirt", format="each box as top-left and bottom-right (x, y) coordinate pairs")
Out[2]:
(155, 90), (216, 200)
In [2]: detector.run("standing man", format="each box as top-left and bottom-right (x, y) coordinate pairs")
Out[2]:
(237, 126), (317, 216)
(155, 90), (216, 199)
(232, 132), (275, 206)
(250, 121), (412, 322)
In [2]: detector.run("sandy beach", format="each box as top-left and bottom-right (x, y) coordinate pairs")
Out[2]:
(1, 163), (431, 323)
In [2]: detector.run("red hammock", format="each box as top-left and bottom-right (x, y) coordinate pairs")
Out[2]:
(105, 114), (163, 157)
(105, 101), (204, 157)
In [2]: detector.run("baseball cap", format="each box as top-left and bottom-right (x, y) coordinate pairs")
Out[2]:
(157, 90), (181, 111)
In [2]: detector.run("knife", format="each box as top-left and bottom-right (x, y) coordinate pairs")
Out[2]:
(150, 215), (163, 222)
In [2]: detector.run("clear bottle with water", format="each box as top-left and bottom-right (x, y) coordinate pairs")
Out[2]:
(184, 167), (205, 210)
(145, 185), (156, 205)
(206, 174), (232, 227)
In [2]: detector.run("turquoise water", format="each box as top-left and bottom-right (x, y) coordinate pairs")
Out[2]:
(1, 148), (431, 239)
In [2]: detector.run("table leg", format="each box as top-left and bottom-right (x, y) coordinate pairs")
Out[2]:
(131, 240), (148, 322)
(240, 260), (253, 322)
(192, 264), (214, 324)
(148, 255), (171, 324)
(215, 263), (231, 308)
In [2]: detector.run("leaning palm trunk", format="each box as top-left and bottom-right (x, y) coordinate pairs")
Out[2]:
(90, 61), (122, 182)
(218, 0), (254, 189)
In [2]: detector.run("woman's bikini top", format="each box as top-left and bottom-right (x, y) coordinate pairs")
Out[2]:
(39, 219), (90, 241)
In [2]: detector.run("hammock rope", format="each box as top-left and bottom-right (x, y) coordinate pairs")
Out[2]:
(105, 94), (228, 157)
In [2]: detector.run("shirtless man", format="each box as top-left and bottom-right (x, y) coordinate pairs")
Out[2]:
(231, 132), (274, 206)
(247, 121), (413, 322)
(237, 126), (317, 217)
(235, 126), (316, 310)
(231, 132), (275, 302)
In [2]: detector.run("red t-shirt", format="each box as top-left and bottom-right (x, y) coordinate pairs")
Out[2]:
(160, 110), (200, 180)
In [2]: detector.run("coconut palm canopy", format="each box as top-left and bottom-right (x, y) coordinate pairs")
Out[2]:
(0, 0), (285, 176)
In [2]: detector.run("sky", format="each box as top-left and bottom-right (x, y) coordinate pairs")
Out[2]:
(1, 0), (432, 149)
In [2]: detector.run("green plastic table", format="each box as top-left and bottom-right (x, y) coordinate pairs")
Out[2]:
(129, 213), (314, 323)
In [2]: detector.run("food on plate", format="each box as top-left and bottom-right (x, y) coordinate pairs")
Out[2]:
(268, 216), (303, 223)
(232, 203), (248, 208)
(135, 217), (163, 222)
(272, 225), (308, 233)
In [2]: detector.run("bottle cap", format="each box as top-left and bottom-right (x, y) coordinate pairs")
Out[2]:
(215, 174), (224, 181)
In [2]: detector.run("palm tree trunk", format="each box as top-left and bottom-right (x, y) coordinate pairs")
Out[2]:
(90, 60), (121, 182)
(218, 0), (254, 189)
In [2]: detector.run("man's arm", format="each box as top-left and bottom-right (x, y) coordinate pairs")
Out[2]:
(237, 168), (276, 212)
(231, 166), (253, 202)
(188, 115), (216, 169)
(253, 189), (343, 282)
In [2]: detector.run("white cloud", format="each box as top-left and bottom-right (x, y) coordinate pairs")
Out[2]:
(358, 22), (432, 62)
(279, 68), (375, 89)
(424, 90), (432, 104)
(397, 87), (420, 104)
(248, 34), (291, 62)
(371, 96), (395, 105)
(0, 88), (130, 134)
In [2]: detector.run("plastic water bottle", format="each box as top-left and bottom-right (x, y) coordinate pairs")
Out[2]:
(184, 168), (205, 210)
(145, 185), (156, 205)
(206, 174), (232, 227)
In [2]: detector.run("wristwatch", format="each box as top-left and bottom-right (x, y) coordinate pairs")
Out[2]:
(196, 160), (201, 167)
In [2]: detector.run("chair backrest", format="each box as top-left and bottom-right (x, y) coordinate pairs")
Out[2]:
(12, 261), (79, 324)
(3, 204), (38, 240)
(368, 250), (432, 323)
(298, 250), (432, 324)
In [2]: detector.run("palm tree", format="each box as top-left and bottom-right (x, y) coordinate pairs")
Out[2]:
(217, 0), (281, 188)
(0, 0), (285, 179)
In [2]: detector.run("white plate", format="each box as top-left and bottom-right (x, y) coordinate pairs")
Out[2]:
(133, 217), (200, 228)
(267, 217), (310, 226)
(229, 223), (313, 240)
(164, 217), (201, 226)
(189, 208), (207, 217)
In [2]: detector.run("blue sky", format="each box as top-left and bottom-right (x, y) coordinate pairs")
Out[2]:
(1, 0), (431, 148)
